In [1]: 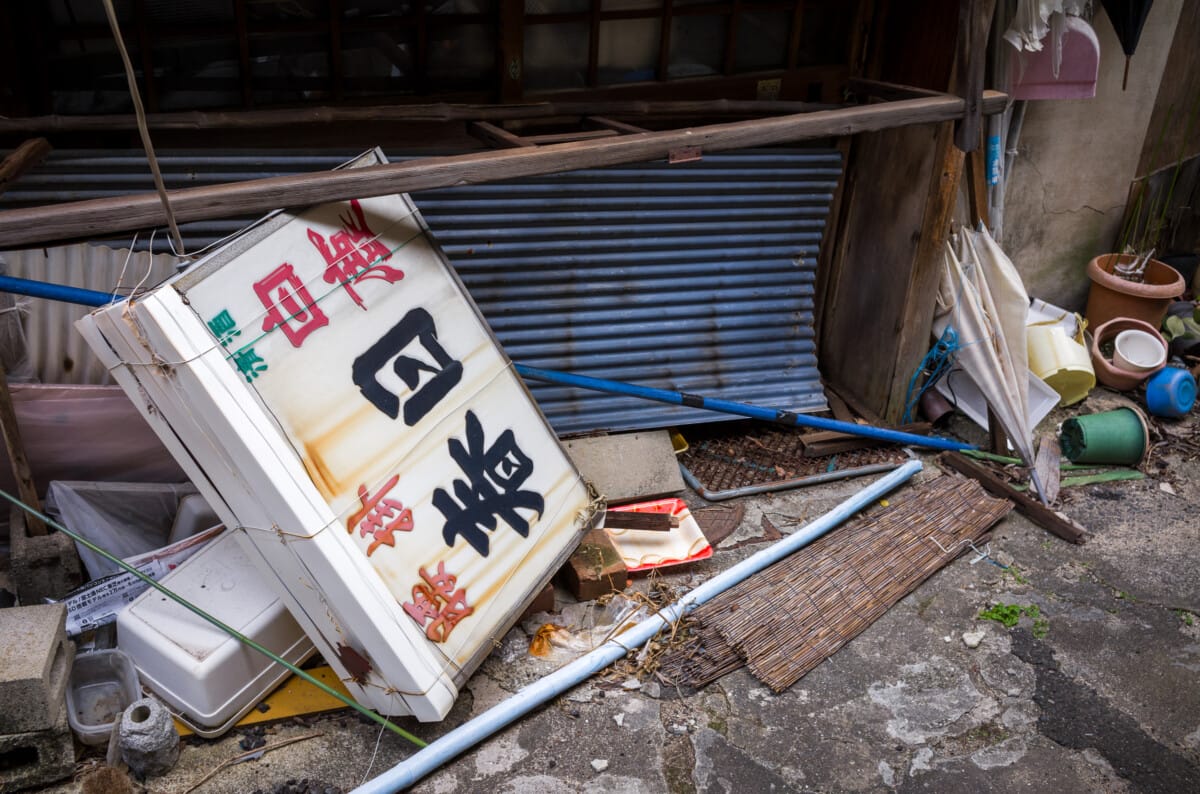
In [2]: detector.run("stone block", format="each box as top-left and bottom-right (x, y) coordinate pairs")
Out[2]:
(519, 581), (556, 622)
(0, 604), (74, 734)
(0, 709), (75, 793)
(8, 505), (83, 605)
(563, 431), (685, 504)
(558, 529), (627, 602)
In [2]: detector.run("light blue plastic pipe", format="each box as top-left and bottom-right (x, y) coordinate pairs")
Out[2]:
(353, 459), (923, 794)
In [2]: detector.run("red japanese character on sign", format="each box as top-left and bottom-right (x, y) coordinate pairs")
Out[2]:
(345, 474), (414, 557)
(253, 262), (329, 348)
(402, 561), (474, 643)
(307, 199), (405, 310)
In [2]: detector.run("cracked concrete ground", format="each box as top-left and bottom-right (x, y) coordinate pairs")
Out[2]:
(44, 406), (1200, 793)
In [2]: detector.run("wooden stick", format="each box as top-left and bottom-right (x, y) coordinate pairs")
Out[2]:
(604, 510), (680, 532)
(0, 138), (52, 196)
(937, 452), (1086, 544)
(0, 361), (45, 535)
(0, 91), (1009, 251)
(467, 121), (534, 149)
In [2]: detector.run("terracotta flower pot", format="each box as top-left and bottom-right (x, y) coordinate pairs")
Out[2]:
(1089, 317), (1168, 391)
(1084, 253), (1185, 330)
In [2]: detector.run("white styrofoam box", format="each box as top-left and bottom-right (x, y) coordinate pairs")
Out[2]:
(80, 149), (599, 721)
(117, 530), (314, 738)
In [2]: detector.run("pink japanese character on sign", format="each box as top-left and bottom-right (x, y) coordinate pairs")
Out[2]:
(346, 474), (414, 557)
(402, 561), (474, 643)
(307, 199), (405, 310)
(253, 262), (329, 348)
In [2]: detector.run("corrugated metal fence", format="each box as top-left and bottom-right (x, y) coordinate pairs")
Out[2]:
(0, 147), (839, 434)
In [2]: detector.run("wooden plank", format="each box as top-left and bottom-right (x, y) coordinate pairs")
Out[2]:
(0, 137), (51, 195)
(965, 128), (989, 227)
(584, 116), (650, 134)
(0, 92), (1008, 250)
(884, 122), (964, 422)
(937, 452), (1086, 544)
(0, 92), (1007, 133)
(467, 120), (534, 149)
(799, 422), (930, 457)
(820, 123), (944, 421)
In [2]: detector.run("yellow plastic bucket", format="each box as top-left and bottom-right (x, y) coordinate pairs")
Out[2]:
(1027, 325), (1095, 406)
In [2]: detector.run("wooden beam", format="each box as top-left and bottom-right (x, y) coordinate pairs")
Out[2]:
(522, 129), (619, 145)
(953, 0), (996, 152)
(0, 91), (1009, 250)
(0, 92), (1006, 133)
(965, 128), (989, 227)
(0, 137), (51, 195)
(584, 116), (650, 134)
(937, 452), (1086, 544)
(468, 121), (534, 149)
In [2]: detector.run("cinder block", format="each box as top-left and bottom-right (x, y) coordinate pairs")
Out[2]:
(563, 431), (685, 503)
(0, 604), (75, 734)
(558, 529), (627, 602)
(0, 709), (75, 793)
(8, 505), (84, 605)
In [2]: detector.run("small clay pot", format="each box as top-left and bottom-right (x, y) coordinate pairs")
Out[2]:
(1084, 254), (1185, 329)
(1089, 317), (1168, 391)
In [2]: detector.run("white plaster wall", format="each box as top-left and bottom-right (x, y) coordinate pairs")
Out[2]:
(1001, 0), (1183, 312)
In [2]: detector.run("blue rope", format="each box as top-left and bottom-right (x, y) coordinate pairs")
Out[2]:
(902, 327), (961, 424)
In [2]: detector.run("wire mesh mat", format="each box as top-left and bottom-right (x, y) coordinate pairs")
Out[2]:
(677, 424), (911, 492)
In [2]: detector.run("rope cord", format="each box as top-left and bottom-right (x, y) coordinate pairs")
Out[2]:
(901, 326), (961, 424)
(0, 488), (427, 750)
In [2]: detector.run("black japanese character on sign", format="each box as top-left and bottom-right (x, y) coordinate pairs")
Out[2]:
(434, 410), (545, 557)
(351, 308), (463, 425)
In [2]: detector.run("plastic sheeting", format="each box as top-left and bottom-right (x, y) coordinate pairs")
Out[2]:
(1, 385), (187, 497)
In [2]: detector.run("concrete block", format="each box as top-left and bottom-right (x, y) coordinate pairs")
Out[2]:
(0, 708), (75, 793)
(118, 698), (179, 779)
(0, 604), (74, 734)
(563, 430), (685, 505)
(8, 505), (84, 605)
(558, 529), (627, 602)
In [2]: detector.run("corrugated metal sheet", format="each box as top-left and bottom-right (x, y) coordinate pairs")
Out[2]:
(4, 245), (181, 384)
(0, 148), (838, 433)
(420, 151), (838, 434)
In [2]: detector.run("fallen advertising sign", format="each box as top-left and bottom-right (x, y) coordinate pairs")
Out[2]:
(78, 150), (599, 721)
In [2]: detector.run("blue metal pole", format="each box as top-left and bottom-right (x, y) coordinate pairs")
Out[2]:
(0, 275), (118, 307)
(0, 276), (975, 453)
(514, 364), (975, 452)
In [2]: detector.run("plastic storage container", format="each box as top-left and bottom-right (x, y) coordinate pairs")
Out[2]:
(117, 530), (315, 738)
(65, 649), (140, 745)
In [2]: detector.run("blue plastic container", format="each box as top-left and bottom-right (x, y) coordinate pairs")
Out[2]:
(1145, 367), (1197, 418)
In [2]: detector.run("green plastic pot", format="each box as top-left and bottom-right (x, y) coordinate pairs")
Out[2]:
(1059, 407), (1148, 465)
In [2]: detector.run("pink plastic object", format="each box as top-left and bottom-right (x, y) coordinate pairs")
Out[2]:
(1010, 16), (1100, 100)
(605, 498), (713, 572)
